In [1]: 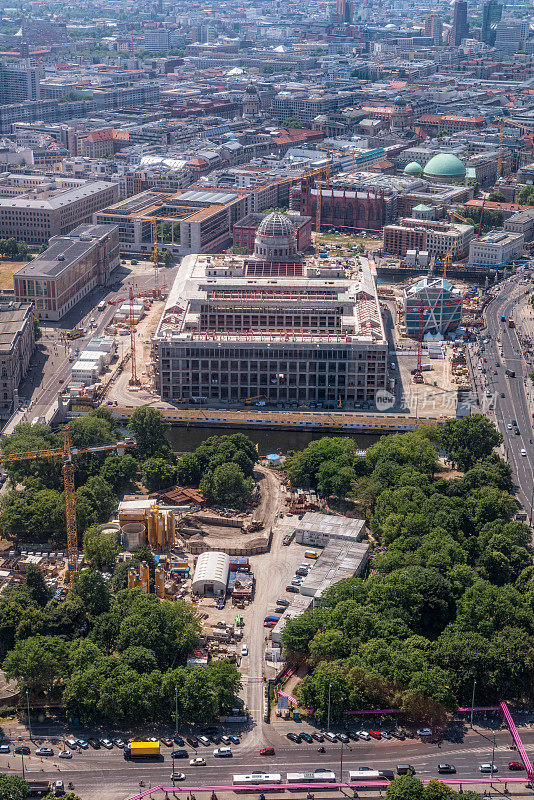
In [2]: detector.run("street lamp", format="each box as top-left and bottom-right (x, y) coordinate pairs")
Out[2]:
(327, 684), (331, 734)
(175, 685), (178, 736)
(470, 679), (476, 729)
(26, 690), (31, 741)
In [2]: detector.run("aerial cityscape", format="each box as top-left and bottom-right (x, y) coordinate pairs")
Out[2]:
(0, 0), (532, 798)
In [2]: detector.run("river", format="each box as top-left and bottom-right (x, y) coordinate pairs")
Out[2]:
(166, 426), (382, 456)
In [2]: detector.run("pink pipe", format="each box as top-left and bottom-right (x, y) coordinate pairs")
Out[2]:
(500, 701), (533, 779)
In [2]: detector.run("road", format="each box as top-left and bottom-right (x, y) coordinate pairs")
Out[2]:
(2, 721), (533, 800)
(474, 272), (534, 516)
(5, 260), (180, 428)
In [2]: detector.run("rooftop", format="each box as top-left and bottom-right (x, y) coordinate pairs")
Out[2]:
(15, 224), (117, 280)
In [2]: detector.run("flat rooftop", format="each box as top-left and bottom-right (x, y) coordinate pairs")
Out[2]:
(15, 224), (117, 280)
(0, 303), (32, 355)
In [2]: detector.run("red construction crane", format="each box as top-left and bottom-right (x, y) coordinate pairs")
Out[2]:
(0, 427), (136, 576)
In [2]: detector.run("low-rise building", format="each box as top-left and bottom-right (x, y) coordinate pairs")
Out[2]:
(504, 209), (534, 241)
(0, 302), (35, 418)
(384, 218), (473, 257)
(468, 230), (524, 267)
(292, 512), (366, 547)
(14, 224), (119, 320)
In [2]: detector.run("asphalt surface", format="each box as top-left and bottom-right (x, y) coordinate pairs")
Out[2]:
(473, 271), (534, 516)
(1, 722), (532, 800)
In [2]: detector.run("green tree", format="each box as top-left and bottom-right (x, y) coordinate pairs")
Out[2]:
(161, 248), (173, 266)
(386, 775), (425, 800)
(0, 774), (29, 800)
(439, 415), (502, 471)
(24, 564), (50, 606)
(100, 454), (138, 490)
(70, 569), (111, 617)
(200, 462), (253, 508)
(141, 457), (176, 491)
(519, 185), (534, 205)
(128, 407), (171, 458)
(33, 317), (42, 341)
(3, 635), (69, 694)
(83, 525), (118, 571)
(488, 191), (506, 202)
(282, 116), (304, 128)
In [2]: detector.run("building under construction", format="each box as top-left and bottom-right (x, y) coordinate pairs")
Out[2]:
(152, 212), (388, 407)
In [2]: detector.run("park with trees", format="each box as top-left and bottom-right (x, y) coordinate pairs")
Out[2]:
(282, 417), (534, 724)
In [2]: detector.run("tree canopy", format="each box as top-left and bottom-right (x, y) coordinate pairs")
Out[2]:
(282, 421), (534, 719)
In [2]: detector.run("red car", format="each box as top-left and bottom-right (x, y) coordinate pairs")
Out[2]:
(260, 748), (275, 756)
(508, 762), (524, 771)
(369, 731), (381, 740)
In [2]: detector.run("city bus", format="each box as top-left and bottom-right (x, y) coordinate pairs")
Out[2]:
(233, 774), (282, 785)
(287, 771), (336, 783)
(348, 770), (394, 782)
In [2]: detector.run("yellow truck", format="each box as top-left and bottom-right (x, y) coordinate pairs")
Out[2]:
(124, 741), (160, 760)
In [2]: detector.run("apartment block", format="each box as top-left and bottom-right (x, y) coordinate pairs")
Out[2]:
(14, 224), (119, 320)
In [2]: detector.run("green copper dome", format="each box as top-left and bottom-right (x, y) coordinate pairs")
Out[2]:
(423, 153), (466, 179)
(404, 161), (423, 175)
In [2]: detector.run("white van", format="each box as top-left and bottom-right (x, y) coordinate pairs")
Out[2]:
(324, 732), (338, 742)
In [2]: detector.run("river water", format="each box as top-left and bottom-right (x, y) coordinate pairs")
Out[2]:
(166, 426), (381, 456)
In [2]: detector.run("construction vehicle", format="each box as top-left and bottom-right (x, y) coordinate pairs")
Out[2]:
(337, 395), (343, 409)
(124, 741), (160, 760)
(245, 395), (267, 405)
(0, 427), (135, 576)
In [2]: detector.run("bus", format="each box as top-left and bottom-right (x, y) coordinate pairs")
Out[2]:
(348, 770), (394, 782)
(233, 774), (282, 785)
(97, 301), (106, 311)
(287, 771), (336, 783)
(66, 329), (84, 340)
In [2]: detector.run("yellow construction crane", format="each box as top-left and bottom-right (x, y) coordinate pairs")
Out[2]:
(0, 427), (136, 576)
(448, 208), (472, 226)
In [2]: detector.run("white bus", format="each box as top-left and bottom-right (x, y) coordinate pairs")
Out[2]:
(286, 771), (336, 783)
(348, 770), (394, 782)
(233, 774), (282, 786)
(97, 301), (106, 311)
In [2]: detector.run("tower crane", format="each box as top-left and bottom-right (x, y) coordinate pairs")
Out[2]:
(0, 428), (136, 576)
(412, 295), (464, 383)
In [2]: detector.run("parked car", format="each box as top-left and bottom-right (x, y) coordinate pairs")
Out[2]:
(87, 738), (100, 749)
(0, 744), (10, 754)
(300, 733), (313, 744)
(99, 739), (113, 749)
(286, 585), (300, 593)
(337, 733), (350, 744)
(35, 748), (54, 756)
(287, 733), (301, 743)
(369, 731), (381, 740)
(240, 645), (248, 656)
(357, 731), (371, 741)
(229, 735), (240, 745)
(221, 736), (230, 745)
(417, 728), (432, 737)
(197, 736), (210, 746)
(187, 737), (199, 748)
(113, 738), (125, 748)
(173, 735), (185, 746)
(76, 740), (88, 750)
(312, 733), (324, 742)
